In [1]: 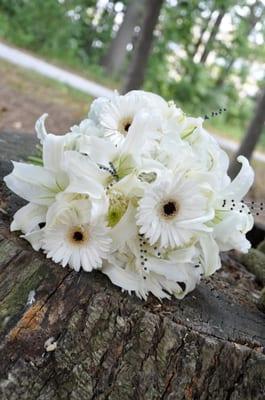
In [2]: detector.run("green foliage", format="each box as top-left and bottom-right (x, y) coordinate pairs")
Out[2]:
(0, 0), (117, 66)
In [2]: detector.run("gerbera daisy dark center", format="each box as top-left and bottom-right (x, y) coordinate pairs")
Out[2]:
(163, 202), (176, 215)
(124, 122), (131, 132)
(119, 117), (133, 135)
(68, 226), (89, 245)
(73, 231), (84, 242)
(161, 200), (179, 219)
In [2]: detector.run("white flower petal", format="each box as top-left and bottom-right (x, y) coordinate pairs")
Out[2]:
(110, 202), (137, 251)
(43, 134), (65, 172)
(43, 201), (111, 272)
(223, 156), (254, 200)
(198, 234), (221, 276)
(121, 110), (150, 156)
(11, 203), (47, 233)
(213, 211), (253, 253)
(22, 229), (44, 251)
(77, 136), (117, 165)
(64, 151), (106, 184)
(35, 113), (48, 144)
(66, 175), (106, 200)
(4, 162), (62, 205)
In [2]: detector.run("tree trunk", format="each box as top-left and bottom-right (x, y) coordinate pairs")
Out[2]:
(192, 12), (213, 60)
(229, 88), (265, 178)
(122, 0), (164, 94)
(101, 0), (144, 76)
(0, 131), (265, 399)
(199, 9), (225, 64)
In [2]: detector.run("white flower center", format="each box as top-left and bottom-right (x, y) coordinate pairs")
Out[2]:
(160, 200), (179, 220)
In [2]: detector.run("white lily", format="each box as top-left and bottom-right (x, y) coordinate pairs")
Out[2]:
(5, 114), (69, 206)
(212, 156), (254, 253)
(197, 233), (221, 276)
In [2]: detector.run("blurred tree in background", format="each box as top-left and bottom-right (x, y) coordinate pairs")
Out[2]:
(229, 86), (265, 177)
(101, 0), (144, 75)
(122, 0), (164, 92)
(0, 0), (264, 153)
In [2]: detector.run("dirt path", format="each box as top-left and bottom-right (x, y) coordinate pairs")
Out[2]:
(0, 60), (91, 135)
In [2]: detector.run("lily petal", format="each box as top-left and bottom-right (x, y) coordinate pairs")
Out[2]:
(43, 134), (65, 172)
(4, 162), (62, 205)
(110, 203), (137, 251)
(22, 229), (44, 251)
(199, 234), (221, 276)
(223, 156), (254, 200)
(35, 113), (48, 144)
(11, 203), (47, 233)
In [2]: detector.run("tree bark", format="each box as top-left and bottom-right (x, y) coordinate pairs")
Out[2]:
(101, 0), (144, 76)
(229, 88), (265, 178)
(122, 0), (164, 94)
(199, 9), (225, 64)
(0, 131), (265, 399)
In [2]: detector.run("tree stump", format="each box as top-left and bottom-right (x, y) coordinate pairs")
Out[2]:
(0, 131), (265, 400)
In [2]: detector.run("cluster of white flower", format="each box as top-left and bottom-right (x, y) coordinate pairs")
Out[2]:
(4, 90), (254, 300)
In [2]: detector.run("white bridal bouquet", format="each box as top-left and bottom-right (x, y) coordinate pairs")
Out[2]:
(4, 90), (254, 300)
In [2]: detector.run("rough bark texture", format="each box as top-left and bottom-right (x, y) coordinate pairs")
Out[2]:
(101, 0), (144, 75)
(0, 131), (265, 400)
(122, 0), (164, 93)
(229, 88), (265, 179)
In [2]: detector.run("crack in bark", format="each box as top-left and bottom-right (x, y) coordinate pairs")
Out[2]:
(172, 318), (264, 351)
(132, 315), (166, 399)
(90, 310), (122, 399)
(36, 370), (57, 398)
(92, 298), (140, 399)
(160, 333), (187, 400)
(102, 329), (134, 398)
(224, 351), (252, 400)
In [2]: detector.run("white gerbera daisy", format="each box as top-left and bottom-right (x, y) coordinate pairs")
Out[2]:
(42, 201), (111, 272)
(90, 92), (161, 147)
(136, 170), (214, 248)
